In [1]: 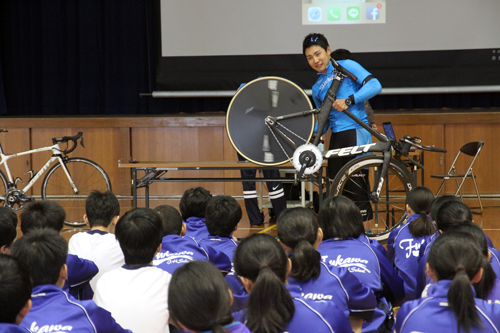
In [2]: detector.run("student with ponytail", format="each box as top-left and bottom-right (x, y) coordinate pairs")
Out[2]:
(168, 261), (250, 333)
(386, 186), (436, 301)
(317, 195), (404, 333)
(276, 207), (377, 332)
(233, 233), (352, 333)
(395, 232), (500, 333)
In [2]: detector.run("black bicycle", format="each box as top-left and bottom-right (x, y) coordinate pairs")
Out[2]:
(226, 65), (446, 242)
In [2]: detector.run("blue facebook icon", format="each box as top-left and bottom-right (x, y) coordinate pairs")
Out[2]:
(366, 6), (379, 20)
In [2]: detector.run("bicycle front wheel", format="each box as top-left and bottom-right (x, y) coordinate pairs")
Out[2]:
(41, 158), (111, 226)
(330, 155), (416, 243)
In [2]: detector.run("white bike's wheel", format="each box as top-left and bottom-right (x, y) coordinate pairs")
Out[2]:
(330, 155), (416, 243)
(0, 170), (7, 206)
(41, 158), (111, 226)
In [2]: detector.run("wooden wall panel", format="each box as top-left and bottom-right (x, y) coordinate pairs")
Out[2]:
(443, 124), (499, 195)
(0, 128), (32, 194)
(29, 128), (131, 196)
(131, 126), (225, 202)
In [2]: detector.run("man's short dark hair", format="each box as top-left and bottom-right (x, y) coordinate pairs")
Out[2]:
(20, 200), (66, 234)
(0, 254), (32, 324)
(179, 187), (212, 220)
(85, 190), (120, 228)
(302, 33), (329, 55)
(205, 195), (242, 237)
(11, 229), (67, 287)
(115, 208), (163, 265)
(0, 207), (18, 249)
(154, 205), (183, 236)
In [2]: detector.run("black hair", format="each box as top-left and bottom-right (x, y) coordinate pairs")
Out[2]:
(20, 200), (66, 234)
(0, 254), (32, 324)
(233, 234), (295, 333)
(205, 195), (242, 237)
(169, 261), (233, 333)
(302, 33), (329, 55)
(154, 205), (183, 236)
(0, 207), (18, 249)
(406, 186), (436, 238)
(317, 195), (364, 240)
(330, 48), (352, 61)
(179, 187), (212, 220)
(85, 190), (120, 228)
(11, 229), (67, 287)
(448, 222), (496, 300)
(435, 200), (472, 232)
(427, 232), (483, 333)
(276, 207), (321, 281)
(430, 195), (461, 222)
(115, 208), (163, 265)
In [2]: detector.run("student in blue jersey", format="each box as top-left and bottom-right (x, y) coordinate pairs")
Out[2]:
(415, 200), (492, 297)
(0, 254), (33, 333)
(11, 229), (130, 333)
(317, 195), (404, 333)
(68, 190), (125, 292)
(276, 207), (377, 332)
(152, 204), (231, 274)
(233, 233), (352, 333)
(94, 208), (171, 333)
(20, 200), (98, 300)
(198, 195), (247, 310)
(303, 33), (382, 219)
(169, 261), (251, 333)
(386, 186), (437, 301)
(180, 187), (213, 242)
(0, 207), (18, 254)
(395, 232), (500, 333)
(447, 223), (500, 303)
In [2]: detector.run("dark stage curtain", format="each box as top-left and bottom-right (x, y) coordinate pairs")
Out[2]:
(0, 0), (498, 116)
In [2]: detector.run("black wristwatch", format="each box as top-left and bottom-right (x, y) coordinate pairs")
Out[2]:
(345, 95), (355, 106)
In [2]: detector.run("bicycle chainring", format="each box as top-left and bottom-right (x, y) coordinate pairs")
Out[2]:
(5, 188), (32, 210)
(292, 144), (323, 175)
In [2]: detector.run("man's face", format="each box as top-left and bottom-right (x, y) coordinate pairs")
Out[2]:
(305, 45), (331, 74)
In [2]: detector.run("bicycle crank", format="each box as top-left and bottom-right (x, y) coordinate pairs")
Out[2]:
(5, 188), (33, 210)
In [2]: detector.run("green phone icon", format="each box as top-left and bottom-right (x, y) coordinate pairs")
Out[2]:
(327, 7), (341, 21)
(347, 7), (360, 21)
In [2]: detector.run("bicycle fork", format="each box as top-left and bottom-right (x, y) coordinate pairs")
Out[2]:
(371, 150), (392, 203)
(56, 156), (79, 195)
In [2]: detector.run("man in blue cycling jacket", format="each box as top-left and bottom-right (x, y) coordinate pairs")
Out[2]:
(303, 33), (382, 219)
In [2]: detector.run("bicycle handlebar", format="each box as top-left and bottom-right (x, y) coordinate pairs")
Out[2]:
(52, 132), (85, 154)
(402, 136), (447, 153)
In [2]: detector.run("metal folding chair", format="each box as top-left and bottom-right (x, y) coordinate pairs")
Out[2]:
(431, 141), (484, 213)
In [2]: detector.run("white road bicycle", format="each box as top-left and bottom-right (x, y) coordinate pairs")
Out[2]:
(0, 130), (111, 226)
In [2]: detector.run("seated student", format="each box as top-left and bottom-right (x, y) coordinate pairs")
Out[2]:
(0, 207), (18, 254)
(169, 261), (251, 333)
(233, 233), (352, 333)
(68, 190), (125, 292)
(152, 204), (231, 274)
(11, 229), (130, 333)
(395, 232), (500, 333)
(317, 195), (405, 333)
(180, 187), (212, 242)
(386, 186), (436, 301)
(277, 207), (377, 333)
(198, 196), (246, 308)
(94, 208), (171, 333)
(0, 254), (32, 333)
(415, 200), (489, 297)
(20, 200), (98, 299)
(448, 222), (500, 303)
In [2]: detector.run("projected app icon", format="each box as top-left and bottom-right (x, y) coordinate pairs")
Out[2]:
(308, 7), (322, 21)
(366, 6), (380, 20)
(347, 7), (360, 21)
(327, 7), (341, 21)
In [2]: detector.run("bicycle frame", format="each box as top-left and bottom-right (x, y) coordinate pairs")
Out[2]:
(0, 142), (78, 196)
